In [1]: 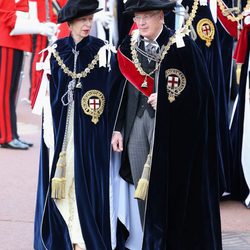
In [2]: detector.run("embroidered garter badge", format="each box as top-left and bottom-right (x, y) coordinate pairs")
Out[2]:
(81, 90), (105, 124)
(165, 69), (186, 103)
(196, 18), (215, 47)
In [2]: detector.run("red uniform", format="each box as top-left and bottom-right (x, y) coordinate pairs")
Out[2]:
(30, 0), (68, 106)
(0, 0), (32, 51)
(0, 0), (32, 145)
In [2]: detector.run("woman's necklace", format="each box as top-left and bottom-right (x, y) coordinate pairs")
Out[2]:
(51, 46), (99, 83)
(50, 45), (99, 106)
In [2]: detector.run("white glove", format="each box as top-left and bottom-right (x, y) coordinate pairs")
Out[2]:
(38, 22), (58, 37)
(94, 11), (113, 29)
(10, 13), (58, 37)
(243, 9), (250, 25)
(244, 16), (250, 25)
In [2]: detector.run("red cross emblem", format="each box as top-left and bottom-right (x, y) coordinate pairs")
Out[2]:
(167, 75), (179, 88)
(89, 98), (100, 110)
(202, 24), (211, 35)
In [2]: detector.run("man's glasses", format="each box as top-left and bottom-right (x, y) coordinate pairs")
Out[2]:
(133, 11), (160, 23)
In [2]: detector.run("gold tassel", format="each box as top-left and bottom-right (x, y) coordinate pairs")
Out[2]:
(51, 177), (66, 199)
(236, 64), (242, 85)
(56, 151), (66, 168)
(134, 154), (152, 201)
(51, 151), (66, 199)
(134, 178), (149, 201)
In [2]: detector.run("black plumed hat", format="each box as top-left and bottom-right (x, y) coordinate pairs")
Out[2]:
(58, 0), (102, 23)
(124, 0), (176, 14)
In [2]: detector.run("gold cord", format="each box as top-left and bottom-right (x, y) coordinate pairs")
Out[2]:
(217, 0), (250, 22)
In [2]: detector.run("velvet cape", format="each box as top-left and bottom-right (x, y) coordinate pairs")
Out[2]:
(34, 36), (116, 250)
(166, 0), (231, 195)
(115, 28), (222, 249)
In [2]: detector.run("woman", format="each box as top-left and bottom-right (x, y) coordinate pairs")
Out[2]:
(34, 0), (116, 249)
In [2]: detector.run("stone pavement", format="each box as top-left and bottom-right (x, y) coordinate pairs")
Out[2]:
(222, 232), (250, 250)
(221, 200), (250, 250)
(0, 56), (250, 249)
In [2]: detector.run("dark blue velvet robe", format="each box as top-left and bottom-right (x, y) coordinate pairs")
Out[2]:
(116, 28), (222, 249)
(166, 1), (232, 194)
(34, 35), (116, 250)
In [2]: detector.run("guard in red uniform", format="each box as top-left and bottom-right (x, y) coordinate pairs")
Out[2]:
(0, 0), (57, 149)
(29, 0), (68, 107)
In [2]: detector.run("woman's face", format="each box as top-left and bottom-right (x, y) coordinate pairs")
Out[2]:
(69, 14), (94, 42)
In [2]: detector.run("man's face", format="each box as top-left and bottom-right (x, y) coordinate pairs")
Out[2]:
(69, 14), (94, 40)
(133, 10), (164, 40)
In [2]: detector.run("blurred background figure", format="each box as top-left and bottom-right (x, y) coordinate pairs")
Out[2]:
(90, 0), (133, 47)
(165, 0), (232, 197)
(90, 0), (118, 45)
(29, 0), (67, 108)
(230, 9), (250, 208)
(0, 0), (57, 150)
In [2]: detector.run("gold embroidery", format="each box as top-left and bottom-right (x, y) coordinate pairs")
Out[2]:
(196, 18), (215, 47)
(165, 68), (186, 103)
(81, 90), (105, 124)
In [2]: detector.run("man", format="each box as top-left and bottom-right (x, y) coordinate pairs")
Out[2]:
(111, 0), (223, 249)
(0, 0), (57, 150)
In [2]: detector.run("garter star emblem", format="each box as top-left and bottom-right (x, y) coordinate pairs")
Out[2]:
(196, 18), (215, 47)
(165, 69), (186, 103)
(81, 90), (105, 124)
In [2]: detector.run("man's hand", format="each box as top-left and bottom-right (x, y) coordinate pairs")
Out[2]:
(111, 131), (123, 152)
(147, 93), (157, 110)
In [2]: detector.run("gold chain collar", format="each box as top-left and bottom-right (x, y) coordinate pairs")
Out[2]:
(218, 0), (250, 22)
(129, 0), (200, 78)
(50, 46), (99, 80)
(183, 0), (199, 31)
(130, 30), (178, 78)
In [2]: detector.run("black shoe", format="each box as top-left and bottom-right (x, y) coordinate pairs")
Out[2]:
(1, 139), (29, 150)
(18, 139), (33, 147)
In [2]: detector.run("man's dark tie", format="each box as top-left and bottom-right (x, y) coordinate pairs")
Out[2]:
(145, 42), (159, 57)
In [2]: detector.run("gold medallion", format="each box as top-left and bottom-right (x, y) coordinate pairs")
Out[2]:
(196, 18), (215, 47)
(81, 90), (105, 124)
(165, 69), (186, 103)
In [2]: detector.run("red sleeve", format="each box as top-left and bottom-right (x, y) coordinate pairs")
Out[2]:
(0, 0), (17, 29)
(0, 0), (32, 52)
(217, 0), (238, 39)
(16, 0), (29, 12)
(233, 23), (250, 64)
